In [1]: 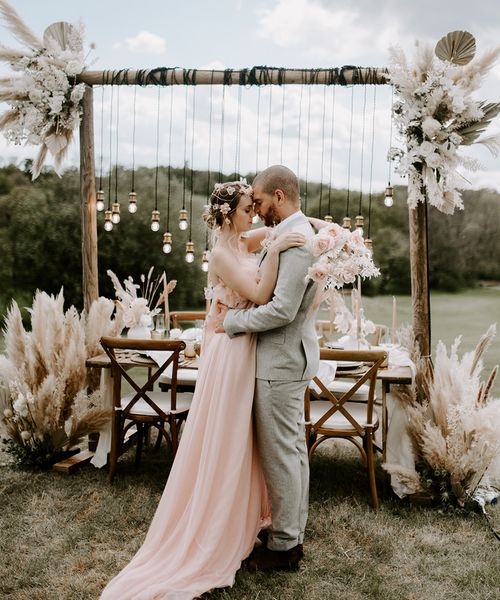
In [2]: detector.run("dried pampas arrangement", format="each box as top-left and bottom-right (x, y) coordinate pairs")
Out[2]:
(0, 289), (111, 468)
(384, 325), (500, 507)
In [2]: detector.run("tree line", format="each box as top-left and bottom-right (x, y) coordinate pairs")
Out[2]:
(0, 162), (499, 319)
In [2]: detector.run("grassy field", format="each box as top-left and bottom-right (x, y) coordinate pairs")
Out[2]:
(1, 442), (499, 600)
(319, 287), (500, 396)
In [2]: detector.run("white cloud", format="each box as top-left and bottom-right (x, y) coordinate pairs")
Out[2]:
(256, 0), (408, 63)
(125, 31), (166, 55)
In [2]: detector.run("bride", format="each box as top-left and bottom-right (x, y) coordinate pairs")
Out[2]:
(100, 180), (305, 600)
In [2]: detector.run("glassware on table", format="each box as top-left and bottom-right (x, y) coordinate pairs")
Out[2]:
(184, 341), (197, 359)
(153, 314), (166, 338)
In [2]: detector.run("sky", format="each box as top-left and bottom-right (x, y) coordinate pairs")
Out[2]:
(1, 0), (500, 193)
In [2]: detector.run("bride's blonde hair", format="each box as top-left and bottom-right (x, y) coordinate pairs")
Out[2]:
(203, 181), (252, 230)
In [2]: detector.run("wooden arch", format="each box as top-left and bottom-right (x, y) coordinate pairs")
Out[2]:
(76, 66), (431, 357)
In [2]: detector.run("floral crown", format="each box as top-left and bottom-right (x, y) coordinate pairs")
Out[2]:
(204, 181), (252, 228)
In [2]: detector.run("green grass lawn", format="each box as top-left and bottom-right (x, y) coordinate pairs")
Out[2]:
(1, 442), (499, 600)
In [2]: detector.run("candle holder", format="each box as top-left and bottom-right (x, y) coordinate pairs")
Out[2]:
(342, 216), (352, 230)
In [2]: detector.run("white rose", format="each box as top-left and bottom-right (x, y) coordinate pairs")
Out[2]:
(421, 116), (441, 138)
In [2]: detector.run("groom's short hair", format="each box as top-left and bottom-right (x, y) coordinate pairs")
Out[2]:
(253, 165), (300, 206)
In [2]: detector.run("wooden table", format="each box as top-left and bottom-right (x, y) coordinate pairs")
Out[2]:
(86, 351), (199, 370)
(87, 351), (411, 465)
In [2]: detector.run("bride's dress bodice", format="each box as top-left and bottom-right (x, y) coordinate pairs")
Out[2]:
(203, 254), (259, 348)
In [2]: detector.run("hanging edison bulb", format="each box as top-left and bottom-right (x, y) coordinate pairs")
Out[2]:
(111, 202), (121, 224)
(104, 209), (113, 231)
(179, 208), (188, 231)
(384, 185), (394, 207)
(201, 249), (210, 272)
(355, 215), (364, 237)
(185, 241), (195, 263)
(128, 191), (137, 214)
(323, 215), (333, 223)
(364, 238), (373, 251)
(151, 210), (160, 232)
(342, 216), (352, 230)
(162, 231), (172, 254)
(96, 189), (105, 212)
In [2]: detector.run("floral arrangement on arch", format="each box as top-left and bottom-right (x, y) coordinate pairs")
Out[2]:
(305, 223), (380, 290)
(0, 0), (91, 179)
(383, 324), (500, 508)
(388, 30), (500, 214)
(107, 267), (176, 330)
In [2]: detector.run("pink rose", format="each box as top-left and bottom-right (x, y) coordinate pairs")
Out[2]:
(339, 263), (357, 284)
(307, 262), (330, 283)
(310, 234), (334, 256)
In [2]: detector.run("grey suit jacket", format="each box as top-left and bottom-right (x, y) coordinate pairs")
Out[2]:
(224, 213), (319, 381)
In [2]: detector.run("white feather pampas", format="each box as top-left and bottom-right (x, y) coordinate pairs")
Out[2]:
(385, 326), (500, 506)
(1, 290), (110, 467)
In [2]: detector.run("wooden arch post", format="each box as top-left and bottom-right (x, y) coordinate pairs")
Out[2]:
(409, 199), (430, 357)
(80, 85), (98, 313)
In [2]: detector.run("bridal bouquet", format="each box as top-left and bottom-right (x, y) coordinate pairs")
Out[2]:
(107, 268), (169, 330)
(305, 224), (380, 290)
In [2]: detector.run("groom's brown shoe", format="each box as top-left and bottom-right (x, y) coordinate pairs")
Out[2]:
(246, 544), (303, 573)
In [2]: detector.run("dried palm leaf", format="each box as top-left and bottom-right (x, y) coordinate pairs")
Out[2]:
(435, 30), (476, 65)
(0, 0), (42, 50)
(457, 102), (500, 145)
(43, 21), (76, 52)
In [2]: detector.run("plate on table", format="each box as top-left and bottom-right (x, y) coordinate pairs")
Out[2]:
(324, 341), (344, 350)
(335, 360), (363, 369)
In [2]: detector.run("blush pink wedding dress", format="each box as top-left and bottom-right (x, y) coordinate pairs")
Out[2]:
(100, 257), (270, 600)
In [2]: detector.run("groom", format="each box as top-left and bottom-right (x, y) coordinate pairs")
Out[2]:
(223, 164), (319, 572)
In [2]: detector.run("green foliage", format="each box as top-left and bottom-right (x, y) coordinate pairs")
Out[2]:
(0, 165), (499, 316)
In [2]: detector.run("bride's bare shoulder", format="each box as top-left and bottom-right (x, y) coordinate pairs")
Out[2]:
(210, 246), (236, 265)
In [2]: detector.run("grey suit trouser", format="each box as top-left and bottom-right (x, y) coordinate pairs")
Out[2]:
(254, 378), (309, 551)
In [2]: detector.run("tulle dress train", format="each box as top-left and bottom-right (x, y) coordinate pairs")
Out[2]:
(100, 257), (270, 600)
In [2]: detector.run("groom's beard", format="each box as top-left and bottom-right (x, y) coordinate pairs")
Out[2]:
(260, 206), (281, 227)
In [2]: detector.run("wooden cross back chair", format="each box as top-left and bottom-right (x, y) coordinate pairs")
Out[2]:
(158, 311), (206, 394)
(170, 310), (206, 330)
(305, 348), (387, 510)
(100, 336), (194, 482)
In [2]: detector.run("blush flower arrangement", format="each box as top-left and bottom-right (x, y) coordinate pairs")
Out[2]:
(388, 31), (500, 214)
(305, 223), (380, 290)
(107, 268), (174, 331)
